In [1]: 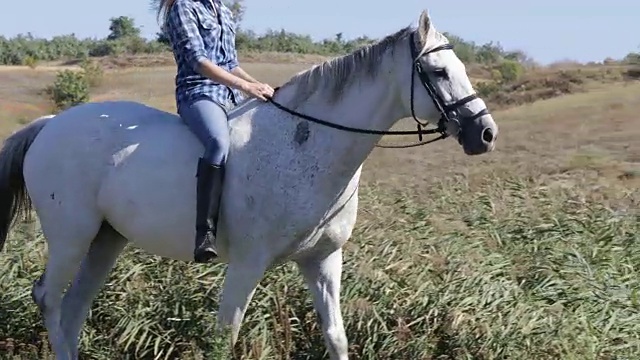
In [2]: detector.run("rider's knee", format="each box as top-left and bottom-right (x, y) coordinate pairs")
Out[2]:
(204, 136), (230, 164)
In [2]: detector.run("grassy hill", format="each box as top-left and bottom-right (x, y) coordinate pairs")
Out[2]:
(0, 55), (639, 359)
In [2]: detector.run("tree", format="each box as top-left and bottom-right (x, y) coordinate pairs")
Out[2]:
(224, 0), (246, 25)
(623, 52), (640, 65)
(107, 16), (141, 41)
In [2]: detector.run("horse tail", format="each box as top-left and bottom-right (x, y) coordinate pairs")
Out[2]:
(0, 115), (54, 252)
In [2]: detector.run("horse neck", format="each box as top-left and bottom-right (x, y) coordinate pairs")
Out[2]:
(275, 53), (406, 177)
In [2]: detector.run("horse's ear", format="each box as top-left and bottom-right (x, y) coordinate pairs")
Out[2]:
(417, 9), (432, 47)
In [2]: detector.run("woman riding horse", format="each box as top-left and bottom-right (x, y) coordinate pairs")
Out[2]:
(158, 0), (275, 263)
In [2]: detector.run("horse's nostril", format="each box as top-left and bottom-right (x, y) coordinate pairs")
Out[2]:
(482, 128), (494, 143)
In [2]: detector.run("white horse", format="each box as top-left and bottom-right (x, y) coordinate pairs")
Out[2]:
(0, 10), (497, 360)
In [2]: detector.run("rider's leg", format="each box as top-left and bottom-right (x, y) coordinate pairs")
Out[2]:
(178, 98), (230, 263)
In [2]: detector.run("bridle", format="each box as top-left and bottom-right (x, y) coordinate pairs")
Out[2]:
(267, 31), (491, 149)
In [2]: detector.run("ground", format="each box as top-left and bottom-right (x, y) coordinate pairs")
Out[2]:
(0, 55), (638, 359)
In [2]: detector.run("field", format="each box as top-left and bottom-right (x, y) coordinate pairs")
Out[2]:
(0, 53), (639, 360)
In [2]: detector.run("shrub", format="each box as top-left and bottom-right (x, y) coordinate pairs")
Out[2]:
(80, 58), (104, 88)
(46, 70), (89, 112)
(497, 60), (524, 83)
(624, 66), (640, 80)
(476, 80), (501, 97)
(622, 52), (640, 65)
(23, 55), (38, 69)
(490, 69), (503, 82)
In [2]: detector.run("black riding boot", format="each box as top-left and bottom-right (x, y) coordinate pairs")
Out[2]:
(193, 157), (224, 263)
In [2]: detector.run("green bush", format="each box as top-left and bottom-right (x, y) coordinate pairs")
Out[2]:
(80, 58), (104, 88)
(46, 70), (89, 112)
(23, 55), (38, 69)
(496, 60), (524, 83)
(490, 69), (503, 82)
(476, 80), (501, 97)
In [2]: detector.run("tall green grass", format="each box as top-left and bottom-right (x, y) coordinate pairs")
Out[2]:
(1, 175), (638, 359)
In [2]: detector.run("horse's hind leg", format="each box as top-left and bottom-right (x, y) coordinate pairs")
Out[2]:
(30, 207), (102, 360)
(60, 222), (128, 359)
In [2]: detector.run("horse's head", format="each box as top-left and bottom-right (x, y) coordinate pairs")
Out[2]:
(398, 10), (498, 155)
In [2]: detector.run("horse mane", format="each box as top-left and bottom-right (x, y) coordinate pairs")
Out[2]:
(279, 26), (414, 108)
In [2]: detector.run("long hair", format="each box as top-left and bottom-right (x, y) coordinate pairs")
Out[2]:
(157, 0), (177, 32)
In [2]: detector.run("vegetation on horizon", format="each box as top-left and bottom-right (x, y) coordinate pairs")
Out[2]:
(0, 0), (543, 68)
(7, 0), (636, 113)
(2, 0), (638, 70)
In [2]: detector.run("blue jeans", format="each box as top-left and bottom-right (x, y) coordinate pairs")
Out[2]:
(178, 98), (230, 166)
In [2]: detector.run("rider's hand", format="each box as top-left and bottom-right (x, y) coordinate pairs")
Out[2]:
(239, 81), (274, 101)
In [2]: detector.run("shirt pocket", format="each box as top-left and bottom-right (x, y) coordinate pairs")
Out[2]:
(194, 7), (221, 49)
(220, 7), (237, 35)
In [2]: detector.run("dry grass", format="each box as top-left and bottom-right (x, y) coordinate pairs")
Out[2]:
(0, 60), (639, 359)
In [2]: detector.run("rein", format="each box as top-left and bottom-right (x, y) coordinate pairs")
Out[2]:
(265, 32), (490, 149)
(267, 91), (446, 149)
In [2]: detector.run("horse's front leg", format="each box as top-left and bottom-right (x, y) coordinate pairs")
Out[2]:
(215, 256), (269, 351)
(296, 247), (349, 360)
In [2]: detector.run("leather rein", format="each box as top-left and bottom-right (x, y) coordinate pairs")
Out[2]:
(265, 32), (491, 149)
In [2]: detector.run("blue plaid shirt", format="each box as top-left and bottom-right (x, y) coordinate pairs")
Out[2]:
(166, 0), (244, 112)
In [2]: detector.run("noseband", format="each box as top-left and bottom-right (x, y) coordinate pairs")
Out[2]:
(266, 31), (491, 149)
(408, 32), (491, 146)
